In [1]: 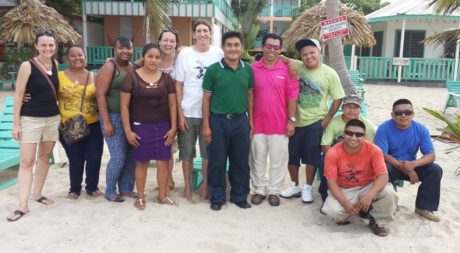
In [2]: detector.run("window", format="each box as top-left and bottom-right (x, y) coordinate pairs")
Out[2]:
(394, 30), (425, 58)
(361, 31), (383, 57)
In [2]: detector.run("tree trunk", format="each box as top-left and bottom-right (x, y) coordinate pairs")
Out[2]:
(325, 0), (356, 96)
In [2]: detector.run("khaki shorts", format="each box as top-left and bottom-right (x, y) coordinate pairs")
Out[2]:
(178, 117), (207, 160)
(19, 115), (61, 143)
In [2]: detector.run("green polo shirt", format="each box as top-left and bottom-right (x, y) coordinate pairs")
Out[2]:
(203, 59), (254, 114)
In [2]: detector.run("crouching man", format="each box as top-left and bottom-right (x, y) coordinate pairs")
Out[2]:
(321, 119), (398, 236)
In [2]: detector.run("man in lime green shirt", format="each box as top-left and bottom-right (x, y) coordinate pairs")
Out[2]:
(281, 39), (345, 204)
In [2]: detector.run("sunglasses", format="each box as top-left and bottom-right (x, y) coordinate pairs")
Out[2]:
(264, 44), (281, 50)
(394, 110), (413, 116)
(344, 130), (365, 138)
(162, 27), (178, 35)
(36, 29), (54, 36)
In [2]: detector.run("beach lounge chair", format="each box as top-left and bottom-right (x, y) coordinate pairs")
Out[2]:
(0, 96), (20, 190)
(191, 157), (229, 191)
(348, 70), (366, 99)
(444, 81), (460, 112)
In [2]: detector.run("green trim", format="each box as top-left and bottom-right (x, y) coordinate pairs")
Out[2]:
(368, 14), (460, 24)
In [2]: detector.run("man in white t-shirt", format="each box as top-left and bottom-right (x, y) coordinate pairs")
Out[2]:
(175, 19), (223, 202)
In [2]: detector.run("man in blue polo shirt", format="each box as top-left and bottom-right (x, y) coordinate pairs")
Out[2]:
(202, 31), (254, 211)
(375, 98), (443, 222)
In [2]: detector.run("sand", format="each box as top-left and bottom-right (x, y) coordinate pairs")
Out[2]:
(1, 84), (459, 253)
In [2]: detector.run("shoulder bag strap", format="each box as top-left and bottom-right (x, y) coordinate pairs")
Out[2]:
(29, 58), (57, 101)
(79, 72), (91, 113)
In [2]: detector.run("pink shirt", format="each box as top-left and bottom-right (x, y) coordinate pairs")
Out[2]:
(252, 59), (299, 134)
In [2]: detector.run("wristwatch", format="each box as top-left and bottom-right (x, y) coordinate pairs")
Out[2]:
(289, 116), (296, 123)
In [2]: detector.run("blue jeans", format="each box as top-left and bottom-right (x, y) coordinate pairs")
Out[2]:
(386, 162), (442, 211)
(207, 114), (250, 204)
(60, 121), (104, 194)
(100, 113), (136, 199)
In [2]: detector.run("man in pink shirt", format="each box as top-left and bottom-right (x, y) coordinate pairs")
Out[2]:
(250, 33), (299, 206)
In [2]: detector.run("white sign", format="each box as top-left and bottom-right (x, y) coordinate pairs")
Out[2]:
(393, 57), (410, 66)
(320, 16), (349, 40)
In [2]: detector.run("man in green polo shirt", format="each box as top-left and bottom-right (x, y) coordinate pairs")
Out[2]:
(202, 31), (254, 211)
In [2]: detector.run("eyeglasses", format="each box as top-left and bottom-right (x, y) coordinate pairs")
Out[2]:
(263, 44), (281, 50)
(393, 110), (413, 116)
(36, 29), (54, 36)
(344, 130), (365, 138)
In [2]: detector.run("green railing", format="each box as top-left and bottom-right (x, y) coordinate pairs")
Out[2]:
(260, 5), (294, 17)
(358, 57), (459, 81)
(86, 46), (143, 65)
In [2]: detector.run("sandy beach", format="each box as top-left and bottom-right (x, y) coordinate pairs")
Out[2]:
(1, 84), (459, 253)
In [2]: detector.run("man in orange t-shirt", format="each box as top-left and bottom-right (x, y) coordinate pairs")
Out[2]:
(321, 119), (398, 236)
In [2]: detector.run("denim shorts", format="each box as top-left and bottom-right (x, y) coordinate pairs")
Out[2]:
(288, 120), (323, 167)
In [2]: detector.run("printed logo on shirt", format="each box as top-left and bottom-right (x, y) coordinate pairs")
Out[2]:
(194, 60), (208, 80)
(298, 78), (323, 109)
(275, 75), (286, 80)
(345, 164), (361, 183)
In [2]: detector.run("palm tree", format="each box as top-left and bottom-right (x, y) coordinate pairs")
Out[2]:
(325, 0), (355, 95)
(430, 0), (460, 14)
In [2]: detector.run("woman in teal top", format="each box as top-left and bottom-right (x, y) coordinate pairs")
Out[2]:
(96, 36), (137, 202)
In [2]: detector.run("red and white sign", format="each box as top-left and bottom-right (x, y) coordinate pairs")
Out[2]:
(320, 15), (349, 40)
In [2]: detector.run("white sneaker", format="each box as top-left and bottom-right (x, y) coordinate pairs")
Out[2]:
(280, 182), (301, 198)
(301, 184), (313, 203)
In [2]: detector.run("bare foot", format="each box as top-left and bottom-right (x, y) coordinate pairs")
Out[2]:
(184, 190), (193, 203)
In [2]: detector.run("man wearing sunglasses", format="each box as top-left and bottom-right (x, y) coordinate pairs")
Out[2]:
(318, 94), (376, 201)
(249, 33), (299, 207)
(375, 99), (443, 222)
(322, 119), (397, 237)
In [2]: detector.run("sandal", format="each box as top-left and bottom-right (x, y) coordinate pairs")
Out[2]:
(67, 192), (80, 200)
(158, 197), (177, 206)
(105, 195), (125, 203)
(35, 196), (54, 205)
(87, 190), (103, 198)
(6, 210), (29, 222)
(134, 198), (146, 210)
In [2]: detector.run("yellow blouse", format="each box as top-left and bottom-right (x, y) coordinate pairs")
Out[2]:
(58, 71), (98, 124)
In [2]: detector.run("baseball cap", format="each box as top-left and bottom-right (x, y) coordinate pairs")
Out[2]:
(295, 38), (321, 52)
(342, 94), (362, 107)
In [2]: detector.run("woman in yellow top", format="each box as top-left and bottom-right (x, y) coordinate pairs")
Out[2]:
(58, 45), (103, 199)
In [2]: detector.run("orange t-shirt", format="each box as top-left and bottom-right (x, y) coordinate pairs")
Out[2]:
(324, 141), (387, 188)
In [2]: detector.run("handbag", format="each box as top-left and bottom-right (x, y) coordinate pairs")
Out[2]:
(58, 72), (92, 145)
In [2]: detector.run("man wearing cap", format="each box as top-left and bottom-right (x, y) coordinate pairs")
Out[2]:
(281, 38), (345, 204)
(322, 119), (397, 237)
(249, 33), (299, 207)
(318, 94), (376, 201)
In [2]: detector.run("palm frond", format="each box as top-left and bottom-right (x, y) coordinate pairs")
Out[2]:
(430, 0), (460, 15)
(144, 0), (172, 41)
(423, 108), (460, 144)
(421, 28), (460, 46)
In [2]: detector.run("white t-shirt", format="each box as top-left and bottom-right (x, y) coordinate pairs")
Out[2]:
(174, 46), (223, 118)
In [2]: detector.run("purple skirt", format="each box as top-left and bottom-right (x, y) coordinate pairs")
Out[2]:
(131, 121), (171, 162)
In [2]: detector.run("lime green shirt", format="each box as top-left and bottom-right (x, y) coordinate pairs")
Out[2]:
(203, 59), (254, 114)
(321, 115), (376, 146)
(295, 61), (345, 127)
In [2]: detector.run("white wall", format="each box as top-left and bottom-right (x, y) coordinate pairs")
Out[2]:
(371, 18), (460, 58)
(72, 19), (104, 46)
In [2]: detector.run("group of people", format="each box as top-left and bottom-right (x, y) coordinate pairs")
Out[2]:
(6, 19), (443, 237)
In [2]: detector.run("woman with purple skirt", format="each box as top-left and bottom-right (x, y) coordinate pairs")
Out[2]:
(120, 43), (177, 210)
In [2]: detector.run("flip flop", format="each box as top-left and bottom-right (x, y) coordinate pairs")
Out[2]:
(36, 196), (54, 205)
(158, 197), (177, 206)
(67, 192), (80, 200)
(105, 195), (124, 203)
(6, 210), (28, 222)
(87, 190), (103, 198)
(134, 198), (146, 210)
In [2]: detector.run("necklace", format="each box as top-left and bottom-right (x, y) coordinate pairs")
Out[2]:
(36, 57), (52, 75)
(147, 81), (158, 89)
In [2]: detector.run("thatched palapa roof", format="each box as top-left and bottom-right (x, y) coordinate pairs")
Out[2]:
(0, 0), (81, 44)
(284, 2), (376, 48)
